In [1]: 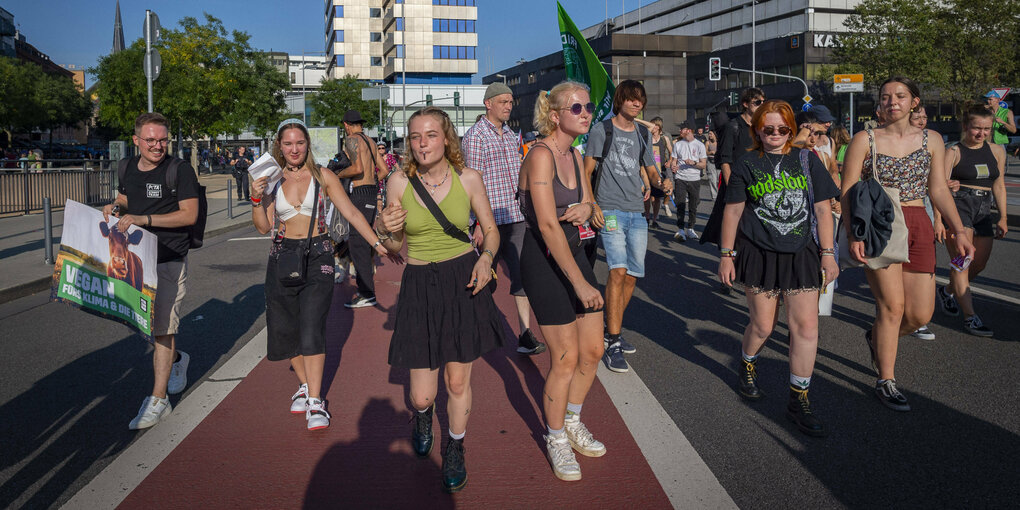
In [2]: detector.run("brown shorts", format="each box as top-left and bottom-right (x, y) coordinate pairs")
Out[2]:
(152, 257), (188, 336)
(902, 206), (935, 273)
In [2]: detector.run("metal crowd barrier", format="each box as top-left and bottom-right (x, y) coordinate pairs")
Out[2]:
(0, 159), (117, 215)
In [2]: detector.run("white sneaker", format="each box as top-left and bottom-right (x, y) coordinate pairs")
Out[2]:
(167, 351), (190, 395)
(564, 414), (606, 457)
(128, 395), (171, 430)
(663, 204), (672, 218)
(290, 383), (309, 414)
(685, 228), (699, 240)
(306, 398), (331, 430)
(545, 433), (581, 481)
(673, 230), (687, 242)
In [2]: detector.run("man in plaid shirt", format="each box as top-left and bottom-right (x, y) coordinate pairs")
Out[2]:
(463, 82), (546, 355)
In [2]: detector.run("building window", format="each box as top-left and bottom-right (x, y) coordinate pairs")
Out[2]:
(467, 46), (474, 59)
(370, 8), (381, 17)
(335, 55), (345, 67)
(372, 57), (383, 66)
(431, 45), (476, 60)
(291, 72), (296, 84)
(694, 77), (704, 90)
(370, 32), (382, 42)
(528, 72), (536, 84)
(432, 18), (475, 33)
(466, 20), (474, 32)
(396, 44), (405, 58)
(433, 0), (476, 5)
(395, 17), (404, 31)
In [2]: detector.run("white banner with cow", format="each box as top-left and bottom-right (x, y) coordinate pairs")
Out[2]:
(51, 200), (158, 340)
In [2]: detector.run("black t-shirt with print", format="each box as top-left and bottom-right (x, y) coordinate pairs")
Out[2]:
(725, 148), (839, 253)
(118, 157), (200, 263)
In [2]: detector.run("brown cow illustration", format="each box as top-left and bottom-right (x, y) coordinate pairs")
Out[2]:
(99, 222), (144, 291)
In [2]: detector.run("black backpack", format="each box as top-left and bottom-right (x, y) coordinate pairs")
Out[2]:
(117, 156), (208, 249)
(591, 118), (649, 196)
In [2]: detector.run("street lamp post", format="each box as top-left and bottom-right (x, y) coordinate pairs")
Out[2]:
(495, 73), (507, 84)
(599, 60), (628, 84)
(751, 0), (758, 87)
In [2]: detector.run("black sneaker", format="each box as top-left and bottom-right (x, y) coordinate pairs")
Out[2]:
(441, 438), (467, 493)
(517, 329), (547, 355)
(650, 221), (661, 229)
(737, 358), (763, 400)
(786, 386), (827, 437)
(345, 294), (377, 309)
(864, 330), (879, 376)
(937, 286), (960, 316)
(963, 314), (993, 337)
(410, 404), (434, 457)
(874, 379), (911, 412)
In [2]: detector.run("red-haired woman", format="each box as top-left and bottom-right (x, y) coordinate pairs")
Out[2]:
(718, 100), (840, 437)
(841, 77), (974, 412)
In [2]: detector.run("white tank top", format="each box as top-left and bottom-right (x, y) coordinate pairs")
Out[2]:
(274, 180), (316, 221)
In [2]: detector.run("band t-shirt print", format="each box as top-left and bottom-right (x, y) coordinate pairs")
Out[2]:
(725, 148), (839, 253)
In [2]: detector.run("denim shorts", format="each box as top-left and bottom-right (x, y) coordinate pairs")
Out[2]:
(599, 209), (647, 277)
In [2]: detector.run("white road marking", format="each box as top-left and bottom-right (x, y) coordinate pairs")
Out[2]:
(63, 329), (268, 509)
(597, 364), (737, 510)
(227, 236), (271, 241)
(934, 276), (1020, 306)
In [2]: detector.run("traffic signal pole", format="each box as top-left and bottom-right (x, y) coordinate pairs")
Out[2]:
(721, 65), (810, 101)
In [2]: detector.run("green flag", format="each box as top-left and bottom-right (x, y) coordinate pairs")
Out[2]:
(557, 2), (614, 146)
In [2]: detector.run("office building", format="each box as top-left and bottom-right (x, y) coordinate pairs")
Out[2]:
(1, 7), (15, 58)
(324, 0), (478, 84)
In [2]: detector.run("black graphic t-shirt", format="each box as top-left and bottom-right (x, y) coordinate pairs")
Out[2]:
(725, 148), (839, 253)
(118, 157), (200, 262)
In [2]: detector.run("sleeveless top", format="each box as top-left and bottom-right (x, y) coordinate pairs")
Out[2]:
(993, 107), (1011, 145)
(862, 129), (931, 202)
(519, 143), (583, 231)
(274, 178), (317, 221)
(952, 141), (999, 188)
(401, 169), (472, 262)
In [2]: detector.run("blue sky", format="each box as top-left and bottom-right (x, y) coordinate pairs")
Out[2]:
(5, 0), (615, 87)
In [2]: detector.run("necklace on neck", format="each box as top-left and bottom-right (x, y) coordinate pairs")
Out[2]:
(286, 164), (303, 173)
(419, 165), (450, 195)
(764, 152), (785, 170)
(550, 138), (570, 157)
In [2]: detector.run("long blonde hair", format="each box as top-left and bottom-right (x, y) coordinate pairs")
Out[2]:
(402, 106), (465, 177)
(533, 81), (590, 137)
(272, 122), (325, 188)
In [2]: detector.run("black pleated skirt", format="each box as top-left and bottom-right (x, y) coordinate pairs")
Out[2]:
(388, 251), (506, 370)
(734, 236), (822, 294)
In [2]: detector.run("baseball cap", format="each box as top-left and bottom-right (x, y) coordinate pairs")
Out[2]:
(522, 131), (537, 142)
(811, 105), (836, 123)
(984, 90), (1001, 98)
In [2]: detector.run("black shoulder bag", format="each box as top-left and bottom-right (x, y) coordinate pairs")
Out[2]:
(408, 174), (497, 290)
(277, 180), (320, 287)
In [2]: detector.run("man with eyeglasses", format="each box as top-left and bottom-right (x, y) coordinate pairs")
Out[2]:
(462, 82), (547, 355)
(103, 112), (200, 430)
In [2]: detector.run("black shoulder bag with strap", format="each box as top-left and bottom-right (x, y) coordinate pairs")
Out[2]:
(408, 174), (497, 290)
(117, 156), (207, 249)
(276, 180), (320, 287)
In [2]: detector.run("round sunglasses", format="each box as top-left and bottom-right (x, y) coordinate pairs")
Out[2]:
(558, 102), (596, 115)
(761, 125), (792, 136)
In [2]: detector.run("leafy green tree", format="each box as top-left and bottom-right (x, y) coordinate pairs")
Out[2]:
(308, 75), (388, 128)
(35, 70), (93, 143)
(831, 0), (1019, 110)
(91, 14), (289, 167)
(0, 57), (40, 142)
(0, 57), (92, 145)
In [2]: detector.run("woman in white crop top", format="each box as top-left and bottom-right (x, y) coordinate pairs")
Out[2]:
(250, 118), (390, 431)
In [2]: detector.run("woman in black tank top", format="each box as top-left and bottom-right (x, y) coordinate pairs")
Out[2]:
(519, 81), (606, 481)
(934, 105), (1008, 337)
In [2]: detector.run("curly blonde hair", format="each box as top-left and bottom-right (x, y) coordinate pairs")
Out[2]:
(401, 106), (466, 177)
(533, 81), (590, 137)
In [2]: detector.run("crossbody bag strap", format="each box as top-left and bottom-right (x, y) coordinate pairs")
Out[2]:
(302, 180), (320, 254)
(409, 175), (472, 245)
(592, 119), (615, 196)
(799, 149), (819, 244)
(867, 129), (882, 186)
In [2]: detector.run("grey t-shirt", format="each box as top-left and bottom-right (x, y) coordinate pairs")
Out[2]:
(586, 122), (655, 213)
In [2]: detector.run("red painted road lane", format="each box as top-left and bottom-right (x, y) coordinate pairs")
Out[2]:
(120, 257), (671, 509)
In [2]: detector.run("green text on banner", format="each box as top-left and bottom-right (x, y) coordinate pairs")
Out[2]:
(557, 1), (615, 148)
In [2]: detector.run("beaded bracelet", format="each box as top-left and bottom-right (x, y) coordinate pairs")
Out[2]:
(720, 248), (737, 258)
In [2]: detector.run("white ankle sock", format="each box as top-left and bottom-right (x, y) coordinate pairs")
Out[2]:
(547, 425), (565, 436)
(566, 402), (582, 417)
(790, 374), (811, 389)
(742, 351), (757, 363)
(449, 429), (465, 440)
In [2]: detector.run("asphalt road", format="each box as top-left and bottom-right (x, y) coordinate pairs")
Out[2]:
(1, 205), (1018, 508)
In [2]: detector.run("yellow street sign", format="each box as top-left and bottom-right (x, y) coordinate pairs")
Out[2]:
(833, 73), (864, 84)
(803, 94), (812, 103)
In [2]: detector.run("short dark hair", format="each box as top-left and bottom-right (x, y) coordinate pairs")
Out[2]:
(612, 80), (647, 115)
(795, 110), (819, 126)
(740, 88), (765, 110)
(134, 112), (169, 135)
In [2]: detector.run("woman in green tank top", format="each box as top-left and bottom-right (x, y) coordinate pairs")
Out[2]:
(376, 106), (506, 493)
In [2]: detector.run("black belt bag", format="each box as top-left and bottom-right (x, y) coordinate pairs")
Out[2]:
(277, 181), (320, 287)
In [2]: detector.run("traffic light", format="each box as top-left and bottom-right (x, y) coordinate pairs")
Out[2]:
(426, 94), (433, 106)
(453, 91), (460, 106)
(728, 91), (739, 106)
(708, 57), (721, 81)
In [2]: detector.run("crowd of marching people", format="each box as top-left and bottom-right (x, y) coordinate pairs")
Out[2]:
(115, 76), (1012, 492)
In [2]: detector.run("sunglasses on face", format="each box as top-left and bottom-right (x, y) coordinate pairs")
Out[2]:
(558, 102), (596, 115)
(761, 126), (791, 136)
(750, 99), (765, 106)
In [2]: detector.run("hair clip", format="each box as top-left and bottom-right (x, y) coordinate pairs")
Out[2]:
(546, 90), (551, 97)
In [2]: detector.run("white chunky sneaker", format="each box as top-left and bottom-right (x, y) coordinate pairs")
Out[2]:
(290, 383), (309, 414)
(129, 395), (172, 430)
(545, 433), (581, 481)
(167, 351), (190, 395)
(306, 398), (331, 430)
(564, 414), (606, 457)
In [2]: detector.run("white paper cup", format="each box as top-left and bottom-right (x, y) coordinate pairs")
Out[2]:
(818, 280), (836, 316)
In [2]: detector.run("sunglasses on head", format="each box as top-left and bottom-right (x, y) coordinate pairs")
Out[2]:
(559, 102), (596, 115)
(761, 125), (791, 136)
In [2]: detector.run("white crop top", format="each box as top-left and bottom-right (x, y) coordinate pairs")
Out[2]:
(274, 180), (316, 221)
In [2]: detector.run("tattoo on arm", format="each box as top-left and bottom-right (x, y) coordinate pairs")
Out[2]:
(559, 351), (566, 361)
(544, 391), (554, 402)
(579, 369), (587, 376)
(465, 408), (470, 416)
(532, 181), (550, 186)
(344, 137), (359, 165)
